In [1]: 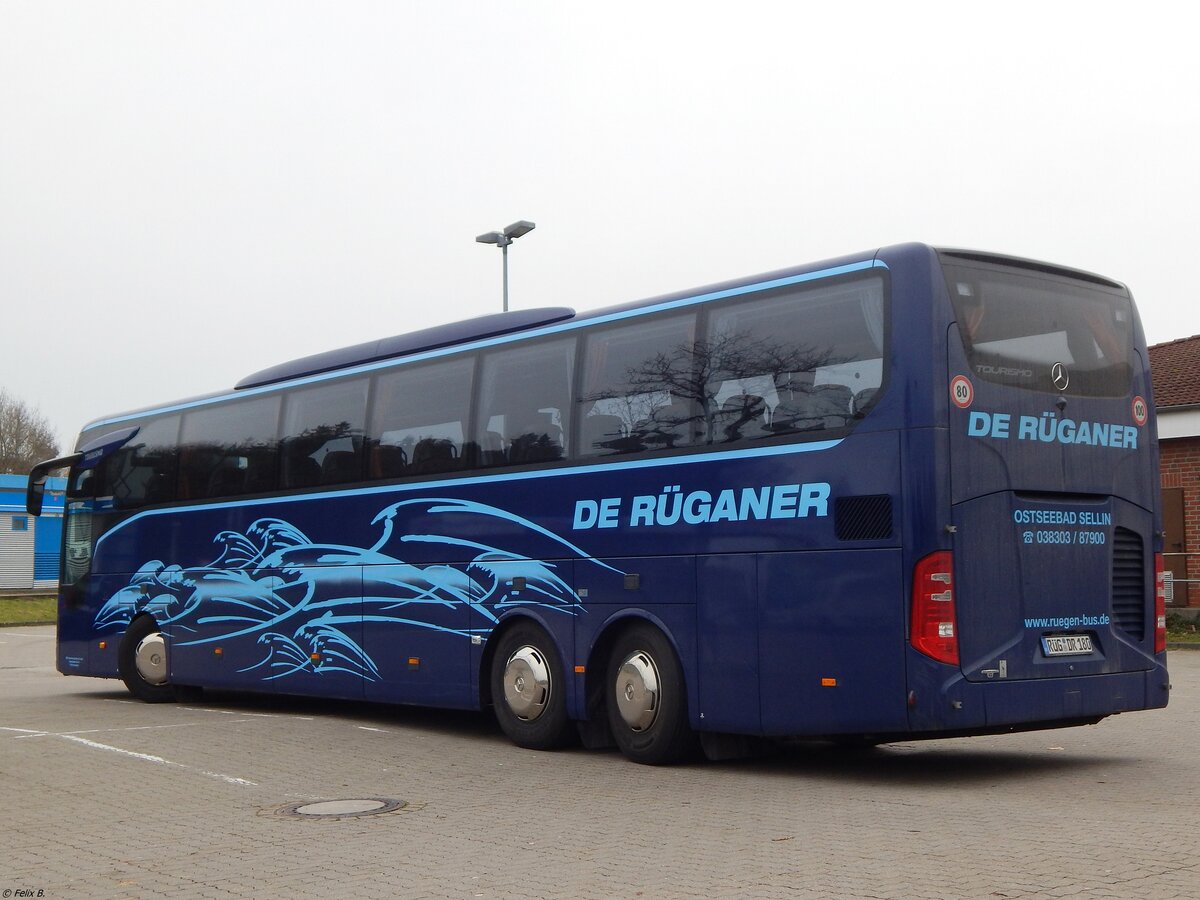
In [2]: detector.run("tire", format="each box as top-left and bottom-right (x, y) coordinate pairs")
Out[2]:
(605, 623), (696, 765)
(490, 621), (575, 750)
(118, 615), (175, 703)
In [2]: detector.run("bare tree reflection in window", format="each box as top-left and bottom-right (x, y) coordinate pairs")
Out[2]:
(613, 330), (845, 446)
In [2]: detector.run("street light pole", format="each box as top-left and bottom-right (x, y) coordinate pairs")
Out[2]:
(476, 220), (536, 312)
(501, 240), (509, 312)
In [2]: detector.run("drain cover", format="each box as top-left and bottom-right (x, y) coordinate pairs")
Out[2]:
(278, 798), (406, 819)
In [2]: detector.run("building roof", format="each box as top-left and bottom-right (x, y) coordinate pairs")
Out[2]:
(1150, 335), (1200, 408)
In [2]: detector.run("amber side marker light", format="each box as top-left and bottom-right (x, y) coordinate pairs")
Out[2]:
(821, 677), (837, 687)
(98, 641), (107, 650)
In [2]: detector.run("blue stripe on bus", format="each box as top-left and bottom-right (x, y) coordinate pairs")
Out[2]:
(82, 259), (888, 430)
(92, 437), (843, 552)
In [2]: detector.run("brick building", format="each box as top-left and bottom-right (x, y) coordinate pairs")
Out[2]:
(1149, 335), (1200, 607)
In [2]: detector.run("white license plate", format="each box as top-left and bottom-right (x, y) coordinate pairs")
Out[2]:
(1042, 634), (1094, 656)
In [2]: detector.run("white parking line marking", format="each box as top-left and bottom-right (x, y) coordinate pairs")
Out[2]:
(179, 707), (240, 715)
(57, 734), (258, 786)
(179, 706), (315, 721)
(2, 726), (257, 786)
(11, 722), (254, 738)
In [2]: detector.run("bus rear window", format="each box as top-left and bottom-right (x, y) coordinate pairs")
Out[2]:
(942, 259), (1134, 397)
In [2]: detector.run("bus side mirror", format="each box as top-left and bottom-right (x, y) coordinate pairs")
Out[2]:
(27, 479), (44, 517)
(26, 453), (82, 516)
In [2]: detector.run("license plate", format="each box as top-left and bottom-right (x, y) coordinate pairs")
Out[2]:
(1041, 634), (1094, 656)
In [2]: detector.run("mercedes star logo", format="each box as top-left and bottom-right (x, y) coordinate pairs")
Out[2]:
(1051, 361), (1069, 392)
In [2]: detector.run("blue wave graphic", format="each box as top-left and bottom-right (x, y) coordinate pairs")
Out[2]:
(95, 498), (608, 682)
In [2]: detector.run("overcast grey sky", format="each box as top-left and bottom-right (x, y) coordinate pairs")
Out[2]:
(2, 2), (1197, 454)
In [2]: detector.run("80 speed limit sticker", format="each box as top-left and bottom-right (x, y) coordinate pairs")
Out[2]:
(950, 375), (973, 409)
(1132, 395), (1148, 426)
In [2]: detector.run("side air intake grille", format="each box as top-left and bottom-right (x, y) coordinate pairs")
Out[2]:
(834, 494), (893, 541)
(1111, 527), (1145, 640)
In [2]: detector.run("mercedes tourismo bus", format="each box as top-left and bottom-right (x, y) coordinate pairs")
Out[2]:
(27, 242), (1169, 764)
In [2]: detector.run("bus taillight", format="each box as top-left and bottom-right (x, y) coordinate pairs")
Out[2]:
(1155, 553), (1167, 654)
(911, 550), (959, 665)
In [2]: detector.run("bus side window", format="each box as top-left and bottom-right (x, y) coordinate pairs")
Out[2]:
(279, 377), (368, 489)
(706, 278), (885, 440)
(178, 396), (280, 500)
(92, 415), (181, 509)
(577, 313), (698, 457)
(477, 338), (575, 468)
(368, 356), (473, 481)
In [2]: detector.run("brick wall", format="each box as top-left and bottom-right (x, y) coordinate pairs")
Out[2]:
(1160, 436), (1200, 607)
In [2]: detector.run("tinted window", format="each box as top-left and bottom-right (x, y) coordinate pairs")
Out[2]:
(178, 396), (280, 500)
(707, 277), (885, 440)
(478, 338), (575, 467)
(369, 357), (474, 478)
(280, 378), (368, 489)
(92, 415), (181, 509)
(943, 260), (1133, 397)
(578, 314), (700, 456)
(63, 466), (96, 586)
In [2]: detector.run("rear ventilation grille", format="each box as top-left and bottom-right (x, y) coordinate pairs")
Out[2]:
(835, 494), (893, 541)
(1111, 527), (1145, 640)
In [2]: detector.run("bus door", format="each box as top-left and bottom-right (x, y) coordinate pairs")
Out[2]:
(37, 432), (137, 679)
(940, 256), (1161, 693)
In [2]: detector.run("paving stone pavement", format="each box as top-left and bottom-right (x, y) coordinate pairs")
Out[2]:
(2, 625), (1198, 899)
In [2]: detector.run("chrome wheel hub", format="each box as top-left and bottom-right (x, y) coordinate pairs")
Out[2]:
(503, 646), (551, 721)
(134, 632), (168, 685)
(614, 650), (660, 732)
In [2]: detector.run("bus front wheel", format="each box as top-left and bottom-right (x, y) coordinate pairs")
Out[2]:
(605, 624), (696, 765)
(490, 621), (575, 750)
(118, 616), (175, 703)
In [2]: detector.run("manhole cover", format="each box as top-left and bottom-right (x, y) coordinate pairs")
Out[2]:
(277, 798), (406, 819)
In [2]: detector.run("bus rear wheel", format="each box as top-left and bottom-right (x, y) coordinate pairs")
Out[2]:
(490, 621), (575, 750)
(605, 623), (696, 765)
(118, 615), (175, 703)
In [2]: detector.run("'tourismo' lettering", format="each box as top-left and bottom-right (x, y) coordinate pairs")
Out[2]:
(967, 411), (1137, 449)
(572, 482), (831, 530)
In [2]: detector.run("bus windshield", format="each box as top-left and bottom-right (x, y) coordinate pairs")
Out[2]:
(942, 257), (1134, 398)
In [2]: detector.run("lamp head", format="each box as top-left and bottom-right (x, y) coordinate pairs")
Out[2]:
(503, 220), (536, 239)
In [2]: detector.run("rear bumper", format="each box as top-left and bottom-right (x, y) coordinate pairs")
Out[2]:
(979, 665), (1168, 727)
(907, 658), (1169, 735)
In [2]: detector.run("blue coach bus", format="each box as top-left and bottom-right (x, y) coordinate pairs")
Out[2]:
(27, 242), (1168, 763)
